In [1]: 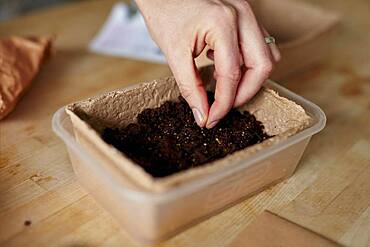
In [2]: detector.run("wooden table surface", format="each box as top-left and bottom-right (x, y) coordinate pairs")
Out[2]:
(0, 0), (369, 246)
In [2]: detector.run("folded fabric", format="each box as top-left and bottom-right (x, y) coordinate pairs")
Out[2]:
(0, 36), (52, 120)
(89, 3), (166, 63)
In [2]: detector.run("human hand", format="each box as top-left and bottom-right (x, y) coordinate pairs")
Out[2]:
(136, 0), (280, 128)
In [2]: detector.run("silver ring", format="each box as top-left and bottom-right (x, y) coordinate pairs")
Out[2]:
(265, 36), (276, 44)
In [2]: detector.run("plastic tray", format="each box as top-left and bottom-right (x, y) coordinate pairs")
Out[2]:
(52, 80), (326, 245)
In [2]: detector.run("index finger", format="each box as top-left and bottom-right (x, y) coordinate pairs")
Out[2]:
(206, 22), (241, 128)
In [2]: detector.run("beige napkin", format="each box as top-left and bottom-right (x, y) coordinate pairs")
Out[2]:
(0, 36), (51, 120)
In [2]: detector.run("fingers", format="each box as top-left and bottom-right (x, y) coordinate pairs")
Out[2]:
(207, 27), (281, 64)
(167, 50), (209, 128)
(205, 3), (279, 111)
(231, 0), (275, 107)
(205, 14), (241, 129)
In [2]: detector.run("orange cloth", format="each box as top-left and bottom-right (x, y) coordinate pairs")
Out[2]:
(0, 36), (51, 120)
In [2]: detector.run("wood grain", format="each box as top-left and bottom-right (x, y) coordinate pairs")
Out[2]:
(0, 0), (369, 246)
(230, 211), (340, 247)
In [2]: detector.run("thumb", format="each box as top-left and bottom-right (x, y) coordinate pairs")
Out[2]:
(167, 51), (209, 127)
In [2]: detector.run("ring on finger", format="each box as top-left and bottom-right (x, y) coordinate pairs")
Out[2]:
(264, 36), (276, 45)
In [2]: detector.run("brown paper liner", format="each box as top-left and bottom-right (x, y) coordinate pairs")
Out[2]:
(66, 66), (312, 192)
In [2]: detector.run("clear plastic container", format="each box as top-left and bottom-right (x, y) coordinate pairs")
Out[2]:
(52, 80), (326, 245)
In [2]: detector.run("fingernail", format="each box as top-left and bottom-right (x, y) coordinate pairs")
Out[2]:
(206, 120), (219, 129)
(192, 108), (204, 127)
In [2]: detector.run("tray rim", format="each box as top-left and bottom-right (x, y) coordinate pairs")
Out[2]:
(52, 79), (326, 203)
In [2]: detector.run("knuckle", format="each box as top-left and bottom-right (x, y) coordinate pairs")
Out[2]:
(256, 59), (274, 77)
(231, 0), (254, 16)
(218, 67), (241, 83)
(177, 82), (193, 101)
(233, 0), (251, 10)
(210, 3), (237, 23)
(223, 5), (238, 20)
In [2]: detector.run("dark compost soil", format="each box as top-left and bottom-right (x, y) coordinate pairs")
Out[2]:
(102, 93), (271, 178)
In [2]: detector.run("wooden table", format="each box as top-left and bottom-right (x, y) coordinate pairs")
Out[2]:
(0, 0), (369, 246)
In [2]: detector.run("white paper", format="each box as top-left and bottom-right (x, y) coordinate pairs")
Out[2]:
(89, 3), (166, 64)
